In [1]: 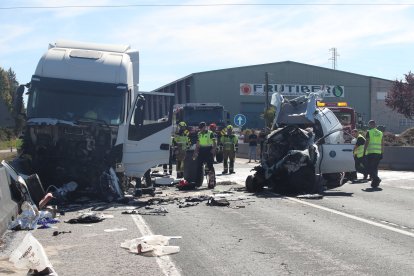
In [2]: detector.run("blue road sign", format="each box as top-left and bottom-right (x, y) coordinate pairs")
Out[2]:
(234, 114), (247, 127)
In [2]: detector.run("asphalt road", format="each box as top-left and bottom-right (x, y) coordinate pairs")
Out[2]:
(1, 159), (413, 276)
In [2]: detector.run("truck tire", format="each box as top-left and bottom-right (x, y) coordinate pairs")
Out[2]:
(323, 172), (344, 189)
(245, 174), (263, 193)
(183, 150), (203, 187)
(288, 166), (316, 194)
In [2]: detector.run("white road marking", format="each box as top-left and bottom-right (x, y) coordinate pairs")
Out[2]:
(131, 215), (181, 276)
(283, 196), (414, 238)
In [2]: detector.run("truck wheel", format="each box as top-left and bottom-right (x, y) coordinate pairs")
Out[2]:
(323, 172), (344, 189)
(245, 175), (263, 193)
(289, 167), (316, 194)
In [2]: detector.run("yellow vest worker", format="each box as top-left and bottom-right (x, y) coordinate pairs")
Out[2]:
(351, 129), (368, 181)
(173, 122), (190, 178)
(364, 120), (384, 188)
(194, 122), (216, 189)
(219, 125), (238, 174)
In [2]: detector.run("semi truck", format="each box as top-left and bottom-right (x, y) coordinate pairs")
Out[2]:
(5, 40), (173, 203)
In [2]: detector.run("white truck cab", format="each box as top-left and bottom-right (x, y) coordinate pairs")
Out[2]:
(8, 41), (173, 201)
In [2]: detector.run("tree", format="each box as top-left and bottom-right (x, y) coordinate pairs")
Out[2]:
(260, 106), (276, 129)
(0, 67), (12, 111)
(385, 72), (414, 120)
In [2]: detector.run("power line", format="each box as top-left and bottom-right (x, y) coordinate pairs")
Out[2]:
(1, 3), (414, 10)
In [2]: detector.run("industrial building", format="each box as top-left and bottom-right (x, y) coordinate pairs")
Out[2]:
(153, 61), (413, 134)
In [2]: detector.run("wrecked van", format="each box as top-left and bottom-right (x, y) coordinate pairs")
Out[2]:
(4, 41), (173, 204)
(245, 92), (355, 194)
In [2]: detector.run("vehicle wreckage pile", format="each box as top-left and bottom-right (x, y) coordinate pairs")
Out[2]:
(246, 125), (319, 194)
(245, 90), (355, 195)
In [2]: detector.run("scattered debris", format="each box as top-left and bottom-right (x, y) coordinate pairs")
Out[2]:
(231, 205), (246, 209)
(122, 207), (168, 216)
(184, 195), (210, 202)
(39, 193), (55, 209)
(296, 194), (324, 199)
(65, 212), (105, 224)
(104, 228), (128, 233)
(178, 202), (199, 208)
(8, 201), (40, 230)
(53, 231), (72, 236)
(37, 215), (60, 229)
(176, 179), (195, 190)
(120, 235), (181, 257)
(154, 176), (175, 186)
(207, 197), (230, 207)
(9, 233), (57, 275)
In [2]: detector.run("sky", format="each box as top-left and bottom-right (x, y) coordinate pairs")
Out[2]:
(1, 0), (414, 91)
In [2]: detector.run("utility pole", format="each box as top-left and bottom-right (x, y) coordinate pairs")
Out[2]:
(265, 72), (269, 109)
(264, 72), (269, 129)
(329, 47), (339, 70)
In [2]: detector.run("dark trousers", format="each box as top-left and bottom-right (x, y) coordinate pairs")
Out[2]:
(366, 154), (381, 182)
(354, 156), (367, 176)
(223, 150), (236, 172)
(198, 147), (215, 173)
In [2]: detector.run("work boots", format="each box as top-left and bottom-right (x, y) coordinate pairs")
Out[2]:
(208, 171), (216, 189)
(222, 169), (228, 174)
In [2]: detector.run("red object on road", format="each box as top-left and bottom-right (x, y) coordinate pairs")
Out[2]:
(39, 192), (54, 209)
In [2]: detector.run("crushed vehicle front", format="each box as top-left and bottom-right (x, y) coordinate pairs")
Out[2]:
(6, 77), (128, 204)
(246, 91), (350, 194)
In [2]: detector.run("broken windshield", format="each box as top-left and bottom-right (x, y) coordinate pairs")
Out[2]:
(27, 78), (126, 126)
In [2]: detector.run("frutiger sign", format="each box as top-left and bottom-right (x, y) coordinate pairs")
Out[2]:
(240, 83), (345, 98)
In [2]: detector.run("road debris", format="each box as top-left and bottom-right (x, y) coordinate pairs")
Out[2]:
(121, 235), (181, 257)
(8, 201), (39, 230)
(178, 202), (199, 208)
(9, 233), (57, 275)
(52, 231), (72, 236)
(104, 228), (128, 233)
(296, 194), (324, 199)
(122, 207), (168, 216)
(207, 197), (230, 207)
(65, 212), (106, 224)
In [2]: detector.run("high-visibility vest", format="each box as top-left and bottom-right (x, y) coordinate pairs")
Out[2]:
(354, 134), (365, 158)
(366, 128), (383, 154)
(220, 135), (238, 151)
(198, 131), (215, 146)
(174, 135), (190, 150)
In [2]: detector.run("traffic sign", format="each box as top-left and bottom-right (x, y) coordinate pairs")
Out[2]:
(234, 114), (247, 127)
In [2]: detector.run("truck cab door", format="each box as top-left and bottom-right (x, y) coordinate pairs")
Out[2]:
(316, 129), (355, 174)
(122, 92), (174, 177)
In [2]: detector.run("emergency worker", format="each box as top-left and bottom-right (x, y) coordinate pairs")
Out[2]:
(220, 125), (238, 174)
(363, 120), (384, 188)
(173, 122), (190, 178)
(351, 129), (368, 181)
(193, 122), (217, 188)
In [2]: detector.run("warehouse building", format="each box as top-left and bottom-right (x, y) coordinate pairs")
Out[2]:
(153, 61), (413, 133)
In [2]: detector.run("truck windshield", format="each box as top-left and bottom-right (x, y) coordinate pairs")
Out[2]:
(332, 111), (352, 126)
(183, 108), (224, 125)
(27, 82), (125, 125)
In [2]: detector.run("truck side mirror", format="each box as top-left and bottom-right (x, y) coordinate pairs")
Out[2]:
(133, 95), (145, 127)
(13, 85), (26, 117)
